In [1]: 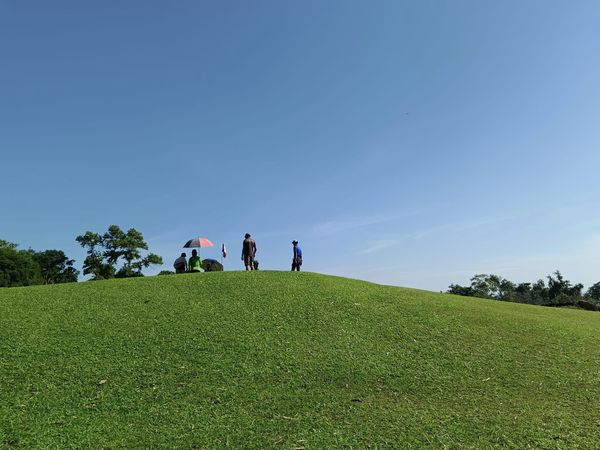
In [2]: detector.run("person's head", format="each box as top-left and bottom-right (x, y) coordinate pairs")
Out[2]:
(192, 249), (197, 256)
(181, 252), (186, 257)
(245, 233), (251, 238)
(292, 240), (298, 246)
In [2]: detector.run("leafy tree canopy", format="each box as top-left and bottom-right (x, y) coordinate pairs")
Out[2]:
(0, 246), (41, 287)
(0, 238), (79, 287)
(76, 231), (113, 280)
(32, 250), (79, 285)
(0, 239), (18, 250)
(76, 225), (163, 280)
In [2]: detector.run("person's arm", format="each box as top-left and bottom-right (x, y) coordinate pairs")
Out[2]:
(252, 241), (257, 257)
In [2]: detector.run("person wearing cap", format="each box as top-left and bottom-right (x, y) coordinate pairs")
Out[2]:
(173, 252), (187, 274)
(291, 240), (302, 271)
(241, 233), (257, 271)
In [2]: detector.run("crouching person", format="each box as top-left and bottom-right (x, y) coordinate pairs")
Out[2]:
(173, 253), (187, 274)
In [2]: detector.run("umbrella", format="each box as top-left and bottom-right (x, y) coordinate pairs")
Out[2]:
(183, 237), (214, 248)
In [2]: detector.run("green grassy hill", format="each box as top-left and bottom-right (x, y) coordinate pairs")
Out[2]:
(1, 272), (599, 449)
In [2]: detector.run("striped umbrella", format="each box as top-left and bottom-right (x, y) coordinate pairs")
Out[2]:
(183, 237), (214, 248)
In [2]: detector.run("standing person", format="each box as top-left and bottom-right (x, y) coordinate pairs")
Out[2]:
(173, 252), (187, 274)
(188, 249), (202, 273)
(241, 233), (257, 271)
(291, 240), (302, 271)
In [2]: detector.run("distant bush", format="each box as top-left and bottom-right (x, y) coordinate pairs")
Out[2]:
(158, 270), (175, 276)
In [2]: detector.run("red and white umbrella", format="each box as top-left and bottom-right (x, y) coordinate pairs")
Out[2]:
(183, 237), (214, 248)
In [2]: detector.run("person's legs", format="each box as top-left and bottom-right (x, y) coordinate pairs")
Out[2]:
(292, 257), (302, 271)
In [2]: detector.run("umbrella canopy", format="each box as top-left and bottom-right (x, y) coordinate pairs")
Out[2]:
(183, 237), (214, 248)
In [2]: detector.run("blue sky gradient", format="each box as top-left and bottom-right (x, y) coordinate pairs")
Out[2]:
(2, 1), (600, 290)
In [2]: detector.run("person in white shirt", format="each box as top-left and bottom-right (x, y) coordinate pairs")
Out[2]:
(173, 253), (188, 273)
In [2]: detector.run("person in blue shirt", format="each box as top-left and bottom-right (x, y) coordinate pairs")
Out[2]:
(291, 240), (302, 271)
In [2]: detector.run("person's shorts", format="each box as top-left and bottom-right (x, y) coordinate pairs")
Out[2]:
(244, 255), (254, 267)
(293, 258), (302, 266)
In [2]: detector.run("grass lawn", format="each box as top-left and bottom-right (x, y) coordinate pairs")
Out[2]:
(1, 271), (599, 448)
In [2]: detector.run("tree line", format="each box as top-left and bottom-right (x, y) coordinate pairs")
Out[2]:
(0, 239), (79, 287)
(447, 271), (600, 311)
(0, 225), (162, 288)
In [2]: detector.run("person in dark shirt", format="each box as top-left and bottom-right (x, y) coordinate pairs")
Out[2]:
(292, 240), (302, 271)
(241, 233), (257, 270)
(173, 252), (187, 273)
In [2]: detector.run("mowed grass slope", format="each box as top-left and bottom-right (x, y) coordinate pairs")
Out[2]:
(1, 272), (599, 449)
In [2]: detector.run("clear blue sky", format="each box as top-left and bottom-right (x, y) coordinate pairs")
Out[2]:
(2, 1), (600, 290)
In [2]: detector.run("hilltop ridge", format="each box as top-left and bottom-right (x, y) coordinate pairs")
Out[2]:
(1, 272), (599, 448)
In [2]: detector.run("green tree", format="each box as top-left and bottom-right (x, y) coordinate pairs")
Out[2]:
(102, 225), (126, 266)
(447, 271), (587, 309)
(113, 227), (163, 278)
(530, 279), (548, 305)
(546, 271), (582, 306)
(469, 274), (495, 298)
(447, 283), (474, 296)
(585, 282), (600, 305)
(0, 245), (42, 287)
(498, 278), (516, 301)
(32, 250), (79, 284)
(75, 231), (115, 280)
(513, 282), (533, 303)
(0, 239), (18, 250)
(76, 226), (163, 279)
(464, 274), (515, 300)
